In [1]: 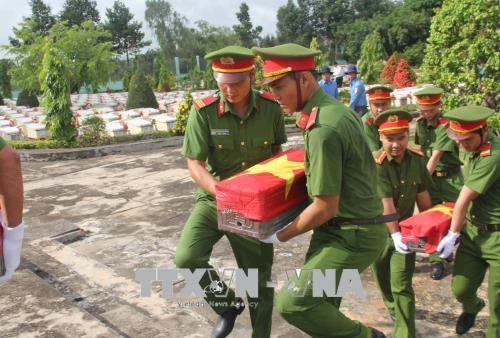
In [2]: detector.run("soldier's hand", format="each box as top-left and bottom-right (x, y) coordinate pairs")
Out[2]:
(436, 230), (460, 259)
(0, 221), (24, 283)
(391, 231), (410, 254)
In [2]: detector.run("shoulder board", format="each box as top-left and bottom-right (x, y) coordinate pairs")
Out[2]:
(479, 142), (491, 157)
(193, 94), (218, 110)
(374, 150), (387, 164)
(438, 117), (448, 126)
(407, 146), (424, 157)
(305, 107), (318, 130)
(415, 115), (424, 122)
(259, 91), (276, 101)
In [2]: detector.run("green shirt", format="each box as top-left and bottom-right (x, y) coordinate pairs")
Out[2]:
(414, 112), (462, 170)
(0, 136), (5, 150)
(301, 89), (382, 219)
(376, 149), (432, 220)
(182, 89), (287, 189)
(463, 134), (500, 225)
(362, 112), (381, 152)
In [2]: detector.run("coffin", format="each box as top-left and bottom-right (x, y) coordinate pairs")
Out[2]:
(399, 202), (454, 253)
(216, 149), (308, 239)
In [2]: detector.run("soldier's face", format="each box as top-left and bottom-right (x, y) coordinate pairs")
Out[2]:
(369, 100), (392, 116)
(217, 76), (251, 105)
(455, 132), (482, 152)
(419, 104), (440, 121)
(269, 74), (298, 114)
(380, 131), (409, 160)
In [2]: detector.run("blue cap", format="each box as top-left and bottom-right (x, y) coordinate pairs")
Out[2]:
(318, 65), (332, 74)
(345, 65), (358, 74)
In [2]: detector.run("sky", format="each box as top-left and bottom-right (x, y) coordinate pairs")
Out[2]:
(0, 0), (287, 57)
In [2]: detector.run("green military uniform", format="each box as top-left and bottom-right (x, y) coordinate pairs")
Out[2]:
(281, 90), (387, 336)
(444, 106), (500, 338)
(175, 86), (286, 338)
(414, 88), (464, 267)
(370, 110), (432, 337)
(362, 112), (381, 151)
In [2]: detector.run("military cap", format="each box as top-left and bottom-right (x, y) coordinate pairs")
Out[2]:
(318, 65), (333, 74)
(204, 46), (255, 84)
(413, 87), (444, 105)
(367, 85), (393, 102)
(444, 105), (494, 140)
(251, 43), (320, 85)
(374, 108), (413, 134)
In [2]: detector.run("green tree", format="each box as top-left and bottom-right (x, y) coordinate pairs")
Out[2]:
(145, 0), (186, 71)
(29, 0), (56, 35)
(126, 68), (158, 109)
(0, 59), (13, 98)
(104, 0), (150, 64)
(16, 89), (39, 107)
(358, 31), (387, 84)
(39, 45), (76, 143)
(309, 37), (326, 68)
(4, 20), (113, 94)
(276, 0), (311, 46)
(233, 2), (262, 47)
(420, 0), (499, 109)
(60, 0), (100, 26)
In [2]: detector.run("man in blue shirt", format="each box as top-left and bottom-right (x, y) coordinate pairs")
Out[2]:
(318, 65), (339, 99)
(346, 65), (367, 117)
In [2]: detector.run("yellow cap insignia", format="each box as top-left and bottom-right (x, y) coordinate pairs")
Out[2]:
(387, 115), (399, 123)
(220, 57), (235, 65)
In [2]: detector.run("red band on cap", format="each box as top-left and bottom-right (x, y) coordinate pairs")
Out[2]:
(449, 120), (486, 134)
(379, 118), (410, 134)
(415, 95), (441, 105)
(211, 57), (255, 73)
(263, 57), (316, 78)
(368, 91), (391, 101)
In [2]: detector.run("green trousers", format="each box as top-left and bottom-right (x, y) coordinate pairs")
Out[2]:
(429, 172), (464, 265)
(452, 223), (500, 338)
(174, 197), (274, 338)
(276, 224), (386, 338)
(372, 236), (416, 338)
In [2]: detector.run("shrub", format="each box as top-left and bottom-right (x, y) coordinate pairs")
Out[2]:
(393, 59), (416, 89)
(172, 91), (193, 135)
(78, 115), (110, 146)
(16, 89), (39, 107)
(126, 68), (158, 109)
(380, 53), (401, 85)
(0, 94), (3, 105)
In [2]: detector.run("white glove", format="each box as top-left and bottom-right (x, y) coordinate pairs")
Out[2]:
(391, 231), (410, 254)
(436, 230), (460, 259)
(260, 231), (283, 244)
(0, 221), (25, 283)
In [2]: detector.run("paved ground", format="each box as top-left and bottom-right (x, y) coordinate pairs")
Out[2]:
(0, 131), (490, 338)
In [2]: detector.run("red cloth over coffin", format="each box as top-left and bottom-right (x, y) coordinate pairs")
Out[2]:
(216, 149), (308, 238)
(399, 202), (455, 253)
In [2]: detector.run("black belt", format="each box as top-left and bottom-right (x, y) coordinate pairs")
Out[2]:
(327, 212), (400, 227)
(433, 166), (461, 177)
(475, 224), (500, 232)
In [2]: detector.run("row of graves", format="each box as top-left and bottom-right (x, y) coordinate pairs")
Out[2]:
(0, 90), (215, 141)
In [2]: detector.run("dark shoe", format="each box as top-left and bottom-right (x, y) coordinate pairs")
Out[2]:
(370, 327), (386, 338)
(211, 299), (245, 338)
(456, 312), (477, 334)
(430, 262), (444, 280)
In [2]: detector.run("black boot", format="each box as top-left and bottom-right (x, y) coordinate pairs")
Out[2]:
(456, 312), (477, 334)
(369, 327), (386, 338)
(430, 262), (444, 280)
(211, 299), (245, 338)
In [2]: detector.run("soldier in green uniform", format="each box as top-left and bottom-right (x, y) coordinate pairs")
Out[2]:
(371, 109), (433, 338)
(436, 106), (499, 337)
(252, 43), (388, 338)
(174, 46), (287, 338)
(362, 85), (393, 151)
(413, 87), (464, 280)
(0, 136), (25, 283)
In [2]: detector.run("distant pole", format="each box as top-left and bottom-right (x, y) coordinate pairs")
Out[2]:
(174, 57), (181, 78)
(196, 55), (201, 70)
